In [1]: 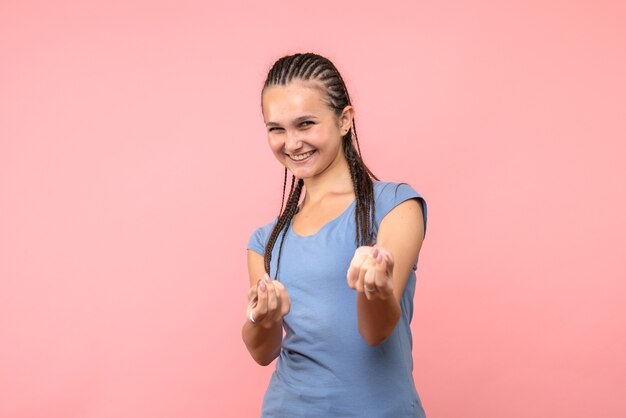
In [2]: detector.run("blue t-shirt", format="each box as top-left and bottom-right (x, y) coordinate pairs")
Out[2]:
(247, 181), (428, 418)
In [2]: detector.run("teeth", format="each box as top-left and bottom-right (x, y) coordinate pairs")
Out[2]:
(290, 151), (314, 161)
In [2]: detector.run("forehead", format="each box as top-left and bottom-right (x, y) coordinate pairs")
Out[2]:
(262, 81), (330, 121)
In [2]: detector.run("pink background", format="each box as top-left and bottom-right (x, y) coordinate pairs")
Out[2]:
(1, 1), (625, 417)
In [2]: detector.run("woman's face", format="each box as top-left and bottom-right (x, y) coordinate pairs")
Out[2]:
(261, 80), (352, 181)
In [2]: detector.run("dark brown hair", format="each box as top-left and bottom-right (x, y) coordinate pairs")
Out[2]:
(262, 53), (378, 278)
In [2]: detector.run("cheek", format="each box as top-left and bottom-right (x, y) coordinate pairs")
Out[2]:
(307, 127), (329, 146)
(267, 136), (284, 155)
(317, 128), (341, 150)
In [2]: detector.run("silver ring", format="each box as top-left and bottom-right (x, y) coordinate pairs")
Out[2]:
(249, 310), (256, 324)
(364, 285), (377, 292)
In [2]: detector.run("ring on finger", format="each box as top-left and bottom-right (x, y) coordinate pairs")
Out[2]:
(248, 310), (257, 324)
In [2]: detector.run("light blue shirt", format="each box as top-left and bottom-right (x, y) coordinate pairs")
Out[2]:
(247, 181), (428, 418)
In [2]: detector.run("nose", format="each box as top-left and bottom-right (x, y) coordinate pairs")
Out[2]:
(284, 130), (303, 154)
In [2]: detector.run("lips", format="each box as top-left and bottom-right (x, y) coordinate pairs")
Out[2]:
(288, 150), (316, 161)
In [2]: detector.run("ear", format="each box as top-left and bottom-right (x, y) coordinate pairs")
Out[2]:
(339, 105), (355, 132)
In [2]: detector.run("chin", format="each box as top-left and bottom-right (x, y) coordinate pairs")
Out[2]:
(288, 168), (316, 180)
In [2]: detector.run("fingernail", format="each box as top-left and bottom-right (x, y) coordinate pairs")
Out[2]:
(260, 281), (267, 291)
(376, 253), (383, 264)
(372, 247), (379, 258)
(264, 273), (270, 281)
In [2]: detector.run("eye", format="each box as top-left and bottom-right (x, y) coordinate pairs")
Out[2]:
(300, 121), (314, 128)
(268, 127), (284, 133)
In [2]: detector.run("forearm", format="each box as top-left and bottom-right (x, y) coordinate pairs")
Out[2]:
(241, 319), (283, 366)
(356, 292), (401, 346)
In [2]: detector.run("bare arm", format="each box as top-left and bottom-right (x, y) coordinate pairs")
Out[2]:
(241, 250), (290, 366)
(347, 198), (425, 346)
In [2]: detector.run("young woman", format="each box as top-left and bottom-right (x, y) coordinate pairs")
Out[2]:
(242, 53), (428, 417)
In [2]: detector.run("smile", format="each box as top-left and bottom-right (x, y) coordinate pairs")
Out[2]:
(289, 150), (316, 161)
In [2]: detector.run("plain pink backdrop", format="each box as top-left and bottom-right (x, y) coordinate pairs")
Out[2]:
(1, 1), (625, 417)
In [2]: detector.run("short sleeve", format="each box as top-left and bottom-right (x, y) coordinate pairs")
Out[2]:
(374, 182), (428, 238)
(246, 219), (278, 256)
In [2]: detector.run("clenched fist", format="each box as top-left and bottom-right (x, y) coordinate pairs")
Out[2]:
(247, 273), (291, 328)
(346, 245), (395, 301)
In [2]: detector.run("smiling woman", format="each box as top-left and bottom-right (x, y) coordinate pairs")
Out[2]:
(241, 52), (428, 418)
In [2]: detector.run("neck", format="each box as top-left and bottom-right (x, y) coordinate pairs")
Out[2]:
(302, 151), (353, 204)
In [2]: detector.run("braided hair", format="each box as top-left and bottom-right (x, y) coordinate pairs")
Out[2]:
(262, 53), (379, 278)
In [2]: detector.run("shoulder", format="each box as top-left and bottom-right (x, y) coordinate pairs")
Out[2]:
(373, 180), (428, 237)
(247, 217), (279, 256)
(373, 180), (423, 201)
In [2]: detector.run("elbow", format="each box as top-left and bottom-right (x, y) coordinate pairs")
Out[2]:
(241, 323), (281, 366)
(364, 335), (389, 347)
(358, 326), (392, 347)
(358, 317), (400, 346)
(247, 343), (280, 366)
(252, 351), (279, 366)
(254, 357), (274, 367)
(356, 296), (402, 347)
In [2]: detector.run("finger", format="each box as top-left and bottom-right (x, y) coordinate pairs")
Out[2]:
(347, 256), (365, 289)
(272, 281), (290, 316)
(357, 257), (374, 293)
(373, 247), (394, 277)
(253, 280), (268, 321)
(376, 247), (393, 265)
(382, 252), (394, 276)
(260, 273), (279, 299)
(357, 245), (373, 256)
(386, 254), (395, 272)
(273, 280), (288, 300)
(363, 268), (378, 300)
(377, 260), (395, 299)
(248, 283), (258, 302)
(350, 246), (373, 285)
(273, 280), (291, 307)
(247, 291), (258, 309)
(347, 263), (358, 289)
(363, 262), (377, 288)
(374, 259), (391, 295)
(265, 278), (278, 313)
(354, 246), (373, 264)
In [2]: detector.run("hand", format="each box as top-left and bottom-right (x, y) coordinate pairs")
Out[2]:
(247, 273), (291, 328)
(346, 245), (395, 301)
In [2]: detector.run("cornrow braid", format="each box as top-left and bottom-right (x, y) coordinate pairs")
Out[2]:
(279, 168), (287, 216)
(264, 177), (304, 277)
(274, 179), (304, 278)
(262, 52), (378, 278)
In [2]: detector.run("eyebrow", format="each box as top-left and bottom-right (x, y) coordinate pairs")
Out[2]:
(265, 115), (318, 127)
